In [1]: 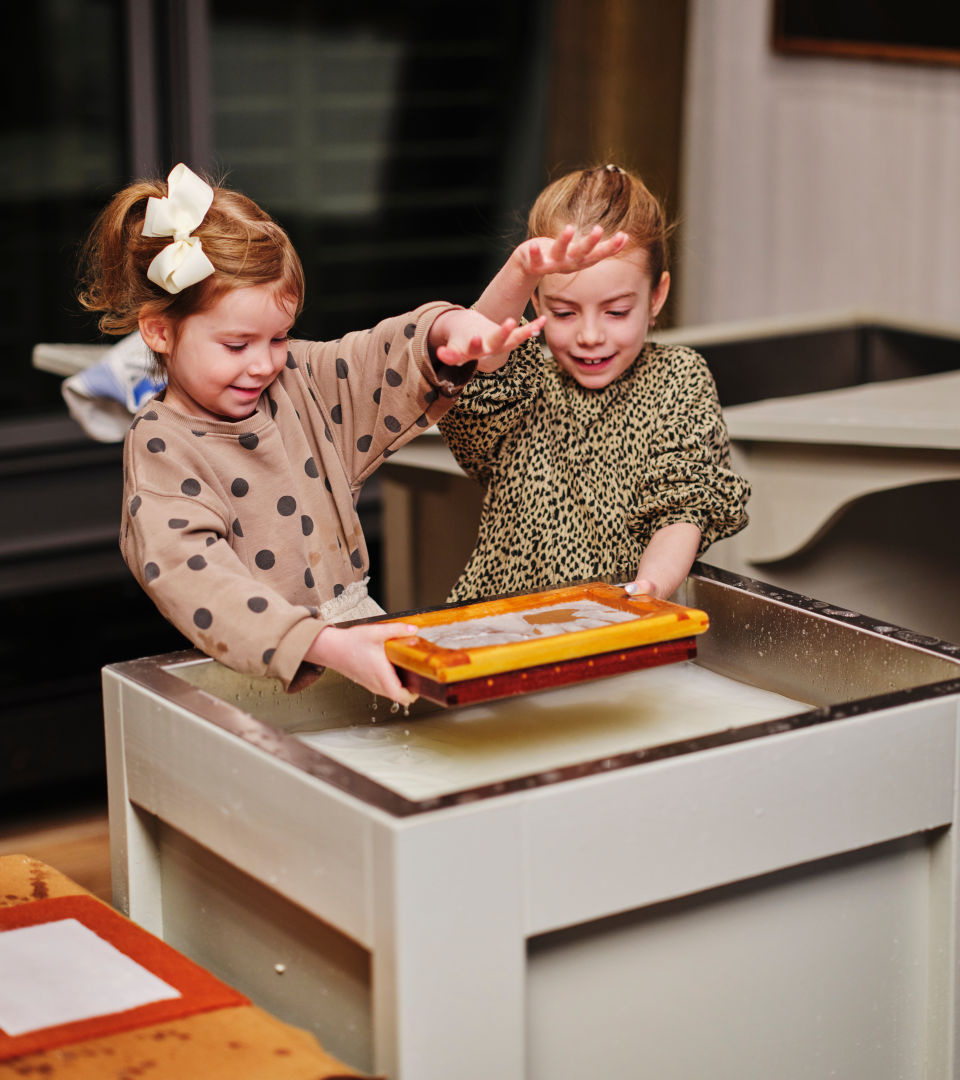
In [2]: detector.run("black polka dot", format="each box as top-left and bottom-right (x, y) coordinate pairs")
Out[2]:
(416, 414), (430, 428)
(335, 357), (349, 379)
(385, 368), (402, 387)
(384, 447), (394, 458)
(262, 648), (275, 665)
(181, 478), (201, 496)
(205, 536), (215, 546)
(231, 478), (249, 497)
(144, 562), (160, 582)
(239, 433), (259, 451)
(384, 341), (391, 355)
(373, 387), (381, 404)
(350, 548), (363, 569)
(301, 515), (314, 536)
(193, 608), (213, 629)
(333, 583), (345, 597)
(304, 457), (319, 478)
(357, 434), (372, 453)
(129, 495), (141, 517)
(255, 549), (275, 570)
(331, 403), (343, 424)
(384, 415), (401, 433)
(192, 430), (206, 438)
(187, 555), (207, 570)
(285, 352), (296, 369)
(304, 567), (315, 589)
(309, 388), (318, 404)
(306, 361), (313, 378)
(424, 387), (439, 405)
(130, 417), (141, 430)
(247, 597), (268, 613)
(324, 477), (332, 493)
(168, 518), (188, 529)
(232, 518), (243, 537)
(324, 425), (333, 443)
(147, 438), (166, 454)
(277, 496), (296, 516)
(143, 410), (159, 421)
(403, 322), (416, 339)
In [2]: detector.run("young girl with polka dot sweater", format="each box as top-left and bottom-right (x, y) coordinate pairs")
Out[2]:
(78, 164), (565, 703)
(440, 165), (751, 603)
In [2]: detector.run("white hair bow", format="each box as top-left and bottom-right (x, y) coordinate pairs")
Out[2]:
(142, 163), (215, 294)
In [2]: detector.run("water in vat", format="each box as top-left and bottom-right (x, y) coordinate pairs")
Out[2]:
(297, 661), (810, 801)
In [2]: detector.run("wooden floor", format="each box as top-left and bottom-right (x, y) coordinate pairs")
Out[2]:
(0, 802), (111, 903)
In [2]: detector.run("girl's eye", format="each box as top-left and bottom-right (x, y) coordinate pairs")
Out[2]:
(551, 310), (574, 319)
(271, 335), (289, 345)
(607, 309), (630, 318)
(224, 343), (247, 352)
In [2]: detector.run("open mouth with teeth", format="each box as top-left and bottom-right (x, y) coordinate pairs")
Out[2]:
(572, 355), (614, 367)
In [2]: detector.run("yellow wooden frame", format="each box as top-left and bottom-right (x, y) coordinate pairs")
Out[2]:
(384, 582), (709, 684)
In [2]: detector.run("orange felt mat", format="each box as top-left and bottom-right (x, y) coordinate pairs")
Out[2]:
(0, 854), (373, 1079)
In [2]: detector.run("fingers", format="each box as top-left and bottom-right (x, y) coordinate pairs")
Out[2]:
(571, 228), (627, 268)
(499, 314), (545, 352)
(546, 225), (576, 265)
(624, 578), (658, 598)
(436, 316), (543, 366)
(530, 226), (629, 276)
(567, 225), (604, 263)
(378, 669), (419, 707)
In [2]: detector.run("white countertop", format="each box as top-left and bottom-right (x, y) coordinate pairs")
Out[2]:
(723, 369), (960, 449)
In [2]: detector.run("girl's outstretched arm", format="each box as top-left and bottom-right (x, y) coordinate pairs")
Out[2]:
(624, 522), (702, 601)
(474, 225), (629, 326)
(305, 621), (421, 705)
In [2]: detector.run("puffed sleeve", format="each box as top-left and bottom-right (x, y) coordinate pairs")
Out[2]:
(292, 302), (475, 488)
(438, 334), (544, 484)
(122, 480), (322, 690)
(628, 348), (750, 550)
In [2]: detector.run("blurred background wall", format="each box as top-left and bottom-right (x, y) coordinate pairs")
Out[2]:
(679, 0), (960, 328)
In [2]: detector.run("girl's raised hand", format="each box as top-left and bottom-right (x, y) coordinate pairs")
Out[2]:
(430, 309), (547, 372)
(306, 621), (421, 706)
(519, 225), (629, 279)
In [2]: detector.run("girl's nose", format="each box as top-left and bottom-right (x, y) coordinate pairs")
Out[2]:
(247, 346), (276, 376)
(576, 315), (604, 347)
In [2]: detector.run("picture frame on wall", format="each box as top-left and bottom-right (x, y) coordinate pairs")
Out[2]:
(773, 0), (960, 66)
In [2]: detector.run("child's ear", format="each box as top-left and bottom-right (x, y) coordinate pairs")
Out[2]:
(139, 314), (173, 356)
(650, 271), (670, 320)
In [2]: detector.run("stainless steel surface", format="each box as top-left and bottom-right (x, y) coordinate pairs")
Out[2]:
(107, 565), (960, 817)
(681, 568), (960, 705)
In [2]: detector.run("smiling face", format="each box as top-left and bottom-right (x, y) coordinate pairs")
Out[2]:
(532, 249), (669, 390)
(139, 284), (296, 421)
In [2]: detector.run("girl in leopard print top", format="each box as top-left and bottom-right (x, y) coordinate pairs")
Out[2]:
(440, 165), (750, 602)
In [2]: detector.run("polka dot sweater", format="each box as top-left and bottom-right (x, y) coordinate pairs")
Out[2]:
(438, 337), (751, 602)
(122, 302), (466, 688)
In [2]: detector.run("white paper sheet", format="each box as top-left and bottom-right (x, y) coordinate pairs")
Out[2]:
(0, 918), (181, 1036)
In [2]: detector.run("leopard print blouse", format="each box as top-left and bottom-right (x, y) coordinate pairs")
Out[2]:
(438, 338), (750, 602)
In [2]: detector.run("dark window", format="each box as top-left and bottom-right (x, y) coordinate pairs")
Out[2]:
(207, 0), (547, 339)
(0, 0), (127, 415)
